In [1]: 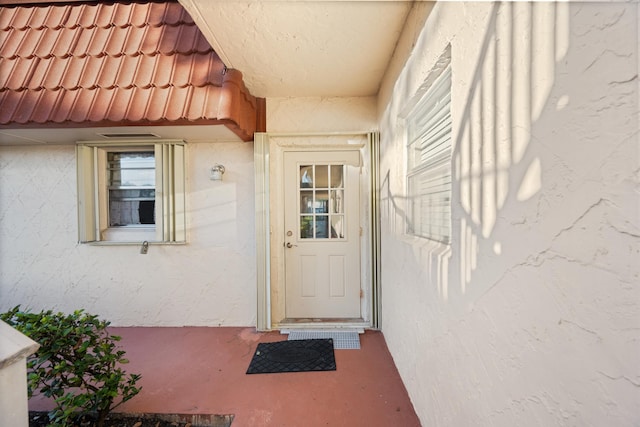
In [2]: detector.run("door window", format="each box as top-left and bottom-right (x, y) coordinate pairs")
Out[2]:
(298, 164), (345, 239)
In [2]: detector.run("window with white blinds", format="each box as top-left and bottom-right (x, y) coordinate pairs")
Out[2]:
(77, 140), (186, 244)
(406, 66), (452, 243)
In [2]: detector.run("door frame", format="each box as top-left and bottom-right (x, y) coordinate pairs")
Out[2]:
(254, 132), (381, 331)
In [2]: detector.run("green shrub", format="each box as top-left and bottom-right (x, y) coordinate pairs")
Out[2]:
(1, 306), (142, 427)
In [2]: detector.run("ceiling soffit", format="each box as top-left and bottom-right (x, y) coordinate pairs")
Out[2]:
(180, 0), (414, 98)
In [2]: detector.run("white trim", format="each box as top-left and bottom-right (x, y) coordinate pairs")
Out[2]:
(368, 131), (382, 329)
(278, 319), (369, 330)
(254, 133), (271, 331)
(265, 131), (372, 137)
(254, 131), (381, 331)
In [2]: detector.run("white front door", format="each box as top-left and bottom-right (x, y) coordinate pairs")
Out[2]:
(283, 150), (361, 319)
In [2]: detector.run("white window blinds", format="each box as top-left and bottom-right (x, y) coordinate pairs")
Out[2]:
(77, 140), (186, 244)
(406, 66), (452, 243)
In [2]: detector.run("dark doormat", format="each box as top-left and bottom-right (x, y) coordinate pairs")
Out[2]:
(246, 338), (336, 374)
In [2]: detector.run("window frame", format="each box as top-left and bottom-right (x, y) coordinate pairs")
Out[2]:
(76, 140), (186, 244)
(405, 65), (452, 244)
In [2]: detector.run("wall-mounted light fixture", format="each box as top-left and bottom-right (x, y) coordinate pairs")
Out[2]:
(210, 164), (226, 181)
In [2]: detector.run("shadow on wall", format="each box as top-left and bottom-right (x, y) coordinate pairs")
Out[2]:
(451, 1), (561, 299)
(382, 1), (636, 303)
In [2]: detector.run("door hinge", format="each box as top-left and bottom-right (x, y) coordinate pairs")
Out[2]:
(360, 227), (363, 236)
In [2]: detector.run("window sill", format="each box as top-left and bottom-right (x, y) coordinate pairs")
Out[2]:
(86, 241), (186, 246)
(87, 227), (186, 245)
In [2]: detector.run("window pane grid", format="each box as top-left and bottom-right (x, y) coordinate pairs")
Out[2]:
(298, 163), (345, 240)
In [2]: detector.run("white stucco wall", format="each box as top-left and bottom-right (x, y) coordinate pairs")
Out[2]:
(378, 2), (639, 426)
(0, 141), (257, 326)
(267, 96), (377, 132)
(0, 96), (376, 326)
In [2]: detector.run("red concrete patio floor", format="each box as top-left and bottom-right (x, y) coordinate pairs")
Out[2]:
(30, 327), (421, 427)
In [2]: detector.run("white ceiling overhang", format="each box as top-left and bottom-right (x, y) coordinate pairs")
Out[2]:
(179, 0), (414, 98)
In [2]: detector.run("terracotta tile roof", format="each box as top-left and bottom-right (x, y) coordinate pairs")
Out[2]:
(0, 1), (264, 141)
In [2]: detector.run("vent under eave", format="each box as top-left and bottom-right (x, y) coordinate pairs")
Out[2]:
(98, 133), (161, 139)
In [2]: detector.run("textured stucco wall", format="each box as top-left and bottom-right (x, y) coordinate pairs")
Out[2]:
(0, 141), (257, 326)
(267, 96), (377, 132)
(0, 96), (376, 326)
(378, 2), (639, 426)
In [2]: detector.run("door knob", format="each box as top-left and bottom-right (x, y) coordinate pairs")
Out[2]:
(286, 242), (297, 248)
